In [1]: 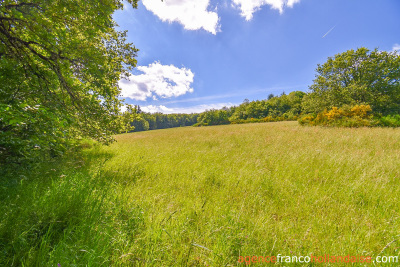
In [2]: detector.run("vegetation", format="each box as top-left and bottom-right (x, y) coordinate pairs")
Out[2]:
(125, 48), (400, 129)
(122, 91), (306, 131)
(299, 104), (400, 127)
(194, 91), (306, 126)
(299, 104), (373, 127)
(123, 48), (400, 130)
(0, 0), (138, 163)
(2, 122), (400, 265)
(301, 47), (400, 117)
(1, 0), (400, 265)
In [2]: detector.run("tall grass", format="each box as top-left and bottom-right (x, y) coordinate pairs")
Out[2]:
(1, 121), (400, 266)
(0, 145), (144, 266)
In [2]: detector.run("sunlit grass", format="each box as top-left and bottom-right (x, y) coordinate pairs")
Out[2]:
(1, 121), (400, 266)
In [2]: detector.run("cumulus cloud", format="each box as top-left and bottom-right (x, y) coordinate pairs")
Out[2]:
(141, 103), (235, 114)
(142, 0), (220, 34)
(232, 0), (301, 20)
(119, 62), (194, 101)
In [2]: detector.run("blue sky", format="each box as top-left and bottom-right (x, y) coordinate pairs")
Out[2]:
(114, 0), (400, 114)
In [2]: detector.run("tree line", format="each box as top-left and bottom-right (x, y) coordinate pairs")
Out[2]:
(123, 105), (199, 132)
(122, 91), (305, 132)
(124, 47), (400, 131)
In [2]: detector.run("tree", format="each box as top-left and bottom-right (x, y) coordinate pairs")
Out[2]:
(302, 47), (400, 115)
(197, 109), (230, 126)
(0, 0), (138, 162)
(131, 117), (149, 132)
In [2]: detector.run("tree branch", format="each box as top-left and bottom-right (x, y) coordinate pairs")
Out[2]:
(4, 3), (39, 9)
(0, 16), (26, 22)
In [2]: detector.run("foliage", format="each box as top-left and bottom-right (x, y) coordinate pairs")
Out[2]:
(131, 116), (150, 132)
(195, 108), (231, 126)
(123, 92), (305, 130)
(0, 102), (70, 162)
(124, 106), (199, 131)
(373, 114), (400, 127)
(299, 104), (373, 127)
(302, 47), (400, 115)
(146, 112), (199, 129)
(190, 91), (305, 127)
(0, 0), (138, 162)
(228, 91), (305, 122)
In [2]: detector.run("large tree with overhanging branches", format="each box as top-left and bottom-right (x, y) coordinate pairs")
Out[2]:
(0, 0), (138, 162)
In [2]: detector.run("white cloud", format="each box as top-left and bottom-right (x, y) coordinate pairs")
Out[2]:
(232, 0), (301, 20)
(120, 104), (127, 113)
(141, 105), (174, 113)
(119, 61), (194, 101)
(141, 103), (236, 114)
(142, 0), (220, 34)
(392, 43), (400, 52)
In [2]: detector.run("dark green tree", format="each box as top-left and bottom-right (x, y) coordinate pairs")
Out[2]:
(0, 0), (138, 161)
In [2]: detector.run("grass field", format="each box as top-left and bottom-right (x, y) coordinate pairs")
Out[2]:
(1, 121), (400, 266)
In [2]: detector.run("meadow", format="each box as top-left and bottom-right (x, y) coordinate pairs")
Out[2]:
(1, 121), (400, 266)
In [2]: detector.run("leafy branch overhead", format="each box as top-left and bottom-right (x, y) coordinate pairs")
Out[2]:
(0, 0), (139, 162)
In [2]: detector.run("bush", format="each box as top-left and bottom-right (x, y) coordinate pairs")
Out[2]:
(298, 114), (316, 126)
(374, 114), (400, 127)
(299, 105), (373, 127)
(351, 104), (372, 118)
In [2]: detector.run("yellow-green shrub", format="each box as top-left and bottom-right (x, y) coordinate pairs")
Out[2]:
(325, 106), (345, 120)
(299, 104), (373, 127)
(350, 104), (372, 118)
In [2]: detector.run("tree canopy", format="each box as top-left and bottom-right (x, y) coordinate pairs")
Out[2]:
(302, 47), (400, 115)
(0, 0), (138, 162)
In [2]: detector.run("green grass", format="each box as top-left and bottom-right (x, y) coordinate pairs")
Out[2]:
(1, 121), (400, 266)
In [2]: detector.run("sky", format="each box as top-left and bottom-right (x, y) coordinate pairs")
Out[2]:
(113, 0), (400, 114)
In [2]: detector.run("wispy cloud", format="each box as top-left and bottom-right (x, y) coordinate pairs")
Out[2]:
(140, 105), (174, 113)
(322, 25), (337, 38)
(141, 0), (220, 34)
(232, 0), (301, 21)
(119, 61), (194, 101)
(141, 103), (236, 114)
(392, 43), (400, 52)
(164, 84), (307, 104)
(164, 93), (243, 104)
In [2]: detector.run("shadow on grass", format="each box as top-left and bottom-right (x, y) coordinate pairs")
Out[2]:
(0, 142), (145, 266)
